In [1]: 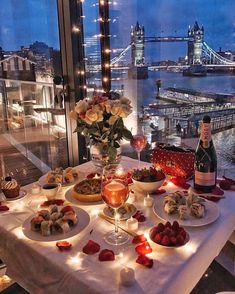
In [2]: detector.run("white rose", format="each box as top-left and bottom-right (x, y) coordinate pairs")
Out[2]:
(75, 100), (88, 114)
(110, 101), (121, 116)
(118, 104), (132, 118)
(120, 97), (131, 105)
(85, 109), (98, 124)
(108, 115), (119, 125)
(69, 110), (78, 120)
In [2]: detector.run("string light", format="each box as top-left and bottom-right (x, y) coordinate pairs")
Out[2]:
(100, 0), (105, 5)
(103, 77), (109, 82)
(72, 26), (80, 33)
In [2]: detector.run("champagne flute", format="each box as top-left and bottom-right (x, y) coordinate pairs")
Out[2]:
(130, 133), (147, 167)
(101, 163), (129, 245)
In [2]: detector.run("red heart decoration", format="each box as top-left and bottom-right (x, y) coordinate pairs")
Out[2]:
(132, 234), (147, 244)
(136, 255), (153, 268)
(135, 242), (152, 255)
(99, 249), (115, 261)
(82, 240), (100, 255)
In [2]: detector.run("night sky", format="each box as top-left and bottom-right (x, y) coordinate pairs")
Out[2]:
(0, 0), (234, 61)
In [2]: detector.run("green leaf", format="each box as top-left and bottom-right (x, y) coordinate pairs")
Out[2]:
(122, 128), (133, 140)
(108, 146), (117, 162)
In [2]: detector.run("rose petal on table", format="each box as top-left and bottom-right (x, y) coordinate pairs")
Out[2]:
(136, 255), (153, 268)
(219, 180), (233, 191)
(132, 234), (147, 244)
(99, 249), (115, 261)
(82, 240), (100, 255)
(0, 205), (9, 212)
(223, 176), (235, 184)
(132, 210), (146, 222)
(155, 189), (166, 195)
(41, 199), (65, 207)
(211, 186), (224, 195)
(199, 196), (220, 202)
(170, 177), (191, 189)
(135, 242), (152, 255)
(56, 241), (72, 251)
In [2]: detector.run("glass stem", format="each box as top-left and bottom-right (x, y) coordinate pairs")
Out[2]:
(137, 151), (140, 168)
(114, 208), (119, 234)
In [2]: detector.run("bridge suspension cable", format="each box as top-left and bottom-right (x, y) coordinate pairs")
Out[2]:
(203, 42), (235, 65)
(110, 44), (132, 65)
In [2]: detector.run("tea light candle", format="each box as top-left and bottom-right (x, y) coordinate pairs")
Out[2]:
(144, 194), (154, 207)
(120, 266), (135, 286)
(126, 217), (138, 231)
(31, 183), (41, 195)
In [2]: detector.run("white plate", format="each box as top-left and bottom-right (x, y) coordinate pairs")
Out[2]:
(103, 203), (137, 220)
(153, 195), (220, 227)
(64, 187), (103, 206)
(1, 189), (27, 202)
(22, 206), (90, 242)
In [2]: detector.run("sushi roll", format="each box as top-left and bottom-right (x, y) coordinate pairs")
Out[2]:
(164, 202), (178, 214)
(190, 203), (205, 218)
(30, 216), (44, 232)
(37, 210), (50, 220)
(174, 192), (186, 205)
(41, 220), (53, 236)
(50, 205), (58, 214)
(178, 205), (188, 220)
(51, 212), (62, 221)
(54, 219), (71, 234)
(62, 211), (78, 226)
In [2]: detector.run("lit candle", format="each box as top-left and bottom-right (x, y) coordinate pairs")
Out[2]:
(144, 194), (154, 207)
(120, 266), (135, 286)
(126, 216), (138, 231)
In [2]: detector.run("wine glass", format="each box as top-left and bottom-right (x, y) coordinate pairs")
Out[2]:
(101, 163), (129, 245)
(130, 133), (147, 167)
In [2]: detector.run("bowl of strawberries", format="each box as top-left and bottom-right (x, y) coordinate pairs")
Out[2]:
(132, 167), (165, 194)
(149, 221), (189, 248)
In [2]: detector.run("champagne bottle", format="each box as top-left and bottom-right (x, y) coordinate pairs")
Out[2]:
(194, 115), (217, 193)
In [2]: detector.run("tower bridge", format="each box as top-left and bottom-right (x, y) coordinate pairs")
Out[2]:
(110, 21), (235, 77)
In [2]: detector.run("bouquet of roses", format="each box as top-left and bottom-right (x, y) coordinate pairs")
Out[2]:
(69, 95), (133, 161)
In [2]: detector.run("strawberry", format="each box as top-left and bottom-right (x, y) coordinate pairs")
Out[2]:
(170, 237), (177, 246)
(165, 221), (171, 229)
(156, 223), (165, 233)
(176, 235), (185, 246)
(154, 233), (162, 244)
(149, 227), (158, 240)
(179, 228), (186, 239)
(161, 235), (170, 246)
(172, 220), (180, 231)
(163, 228), (172, 236)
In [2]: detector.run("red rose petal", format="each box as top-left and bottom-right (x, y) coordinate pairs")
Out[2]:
(41, 199), (65, 207)
(211, 186), (224, 195)
(132, 234), (147, 244)
(136, 255), (153, 268)
(223, 176), (235, 184)
(133, 210), (146, 222)
(219, 180), (231, 190)
(82, 240), (100, 255)
(0, 205), (9, 212)
(56, 241), (72, 251)
(155, 189), (166, 195)
(135, 242), (152, 255)
(170, 177), (191, 189)
(99, 249), (115, 261)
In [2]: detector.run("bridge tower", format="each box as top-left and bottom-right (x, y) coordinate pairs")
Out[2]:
(131, 22), (145, 66)
(187, 21), (204, 65)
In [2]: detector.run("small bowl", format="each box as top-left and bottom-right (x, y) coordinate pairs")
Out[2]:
(132, 177), (165, 194)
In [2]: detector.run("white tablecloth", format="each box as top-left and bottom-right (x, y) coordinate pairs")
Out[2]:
(0, 157), (234, 294)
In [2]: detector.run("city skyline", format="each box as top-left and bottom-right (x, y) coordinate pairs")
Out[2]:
(0, 0), (235, 62)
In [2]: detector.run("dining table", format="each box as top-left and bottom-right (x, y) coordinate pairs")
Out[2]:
(0, 156), (234, 294)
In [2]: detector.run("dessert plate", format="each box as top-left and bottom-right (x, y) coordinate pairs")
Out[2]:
(65, 187), (103, 206)
(22, 206), (90, 242)
(153, 195), (220, 227)
(103, 203), (137, 220)
(1, 189), (27, 202)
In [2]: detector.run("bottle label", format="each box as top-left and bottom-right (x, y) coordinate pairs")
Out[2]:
(200, 123), (211, 143)
(195, 170), (216, 186)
